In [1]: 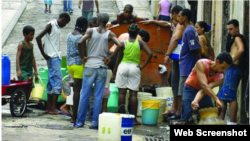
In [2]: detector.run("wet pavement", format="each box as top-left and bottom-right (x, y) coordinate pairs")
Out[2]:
(2, 103), (170, 141)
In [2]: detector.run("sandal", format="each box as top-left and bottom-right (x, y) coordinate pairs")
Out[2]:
(44, 9), (48, 13)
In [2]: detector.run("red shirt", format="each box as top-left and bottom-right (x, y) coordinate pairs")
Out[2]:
(185, 59), (224, 90)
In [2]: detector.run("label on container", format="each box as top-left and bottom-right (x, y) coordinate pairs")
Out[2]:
(121, 127), (133, 136)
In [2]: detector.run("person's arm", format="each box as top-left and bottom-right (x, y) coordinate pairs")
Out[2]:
(32, 52), (38, 78)
(164, 25), (184, 65)
(157, 4), (161, 19)
(78, 0), (82, 9)
(78, 28), (92, 65)
(111, 43), (124, 81)
(95, 0), (99, 13)
(192, 79), (224, 109)
(36, 24), (52, 60)
(195, 61), (222, 105)
(16, 42), (23, 78)
(140, 20), (170, 27)
(139, 40), (153, 70)
(104, 32), (122, 64)
(232, 36), (244, 63)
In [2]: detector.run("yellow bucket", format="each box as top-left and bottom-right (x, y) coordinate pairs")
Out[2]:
(61, 75), (69, 99)
(141, 100), (160, 109)
(31, 76), (45, 99)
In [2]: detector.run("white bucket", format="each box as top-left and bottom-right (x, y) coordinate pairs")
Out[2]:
(156, 87), (173, 111)
(98, 113), (135, 141)
(151, 97), (167, 122)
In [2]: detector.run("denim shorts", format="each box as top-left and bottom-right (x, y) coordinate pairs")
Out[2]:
(158, 15), (170, 21)
(46, 57), (62, 95)
(218, 65), (242, 101)
(180, 85), (213, 121)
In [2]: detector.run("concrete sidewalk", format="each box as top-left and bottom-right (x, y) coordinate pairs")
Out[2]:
(1, 0), (27, 47)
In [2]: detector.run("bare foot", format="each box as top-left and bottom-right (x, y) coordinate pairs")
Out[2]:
(60, 106), (72, 117)
(45, 107), (50, 114)
(70, 118), (76, 123)
(133, 120), (141, 125)
(49, 108), (61, 115)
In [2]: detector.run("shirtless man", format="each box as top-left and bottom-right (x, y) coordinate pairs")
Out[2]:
(117, 4), (146, 25)
(140, 5), (184, 120)
(217, 19), (246, 125)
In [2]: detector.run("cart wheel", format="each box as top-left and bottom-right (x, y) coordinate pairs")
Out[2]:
(9, 88), (27, 117)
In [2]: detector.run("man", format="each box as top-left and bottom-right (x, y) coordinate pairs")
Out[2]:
(74, 13), (121, 129)
(217, 19), (246, 125)
(78, 0), (99, 22)
(140, 5), (184, 120)
(36, 13), (70, 115)
(181, 52), (233, 125)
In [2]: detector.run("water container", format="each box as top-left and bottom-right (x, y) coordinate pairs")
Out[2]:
(151, 97), (167, 122)
(169, 38), (182, 60)
(107, 83), (119, 113)
(98, 113), (134, 141)
(155, 87), (173, 111)
(61, 56), (67, 68)
(2, 54), (11, 85)
(120, 114), (134, 141)
(141, 100), (160, 125)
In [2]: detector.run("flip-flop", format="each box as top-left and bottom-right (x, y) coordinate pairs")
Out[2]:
(48, 111), (61, 115)
(163, 112), (174, 118)
(59, 110), (72, 117)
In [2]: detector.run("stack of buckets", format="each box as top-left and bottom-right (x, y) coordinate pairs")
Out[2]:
(98, 113), (135, 141)
(155, 87), (173, 110)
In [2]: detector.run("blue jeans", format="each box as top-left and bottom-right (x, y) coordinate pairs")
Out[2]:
(82, 11), (93, 22)
(46, 57), (62, 95)
(63, 0), (73, 12)
(180, 85), (213, 121)
(76, 67), (107, 126)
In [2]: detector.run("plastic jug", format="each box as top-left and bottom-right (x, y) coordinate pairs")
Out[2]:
(2, 54), (11, 85)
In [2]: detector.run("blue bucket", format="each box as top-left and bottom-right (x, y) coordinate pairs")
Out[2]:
(169, 38), (182, 60)
(2, 54), (11, 85)
(121, 114), (134, 141)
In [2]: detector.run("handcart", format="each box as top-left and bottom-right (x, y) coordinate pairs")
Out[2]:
(1, 78), (32, 117)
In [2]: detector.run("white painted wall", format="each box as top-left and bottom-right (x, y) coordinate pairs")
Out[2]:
(197, 0), (204, 21)
(211, 0), (223, 57)
(230, 0), (244, 34)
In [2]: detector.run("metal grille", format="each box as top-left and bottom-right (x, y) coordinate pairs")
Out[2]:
(144, 137), (169, 141)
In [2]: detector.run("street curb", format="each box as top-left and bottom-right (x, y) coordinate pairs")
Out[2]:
(2, 0), (27, 47)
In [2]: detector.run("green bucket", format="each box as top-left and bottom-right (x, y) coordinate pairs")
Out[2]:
(141, 109), (159, 125)
(107, 83), (119, 113)
(61, 56), (67, 68)
(38, 67), (68, 102)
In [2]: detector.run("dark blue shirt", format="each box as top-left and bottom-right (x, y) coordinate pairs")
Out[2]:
(179, 25), (201, 76)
